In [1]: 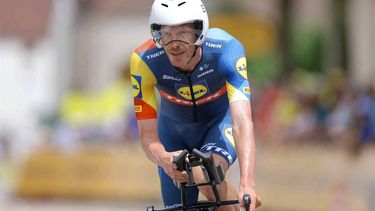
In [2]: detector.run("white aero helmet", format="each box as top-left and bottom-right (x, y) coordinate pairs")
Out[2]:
(149, 0), (209, 48)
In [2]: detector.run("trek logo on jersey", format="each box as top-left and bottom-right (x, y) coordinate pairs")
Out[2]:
(131, 75), (142, 98)
(235, 57), (248, 80)
(224, 127), (235, 146)
(145, 50), (165, 60)
(205, 42), (222, 49)
(175, 80), (209, 100)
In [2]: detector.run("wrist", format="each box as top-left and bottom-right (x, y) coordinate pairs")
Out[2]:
(156, 150), (169, 166)
(148, 143), (168, 166)
(240, 183), (255, 189)
(240, 178), (255, 189)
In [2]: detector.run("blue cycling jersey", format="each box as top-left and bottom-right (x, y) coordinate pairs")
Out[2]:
(131, 28), (251, 123)
(130, 28), (251, 208)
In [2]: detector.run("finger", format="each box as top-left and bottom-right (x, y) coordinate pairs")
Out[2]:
(173, 171), (189, 181)
(174, 174), (188, 180)
(173, 169), (188, 176)
(239, 200), (244, 208)
(255, 196), (262, 207)
(250, 203), (256, 211)
(174, 177), (188, 183)
(250, 196), (256, 211)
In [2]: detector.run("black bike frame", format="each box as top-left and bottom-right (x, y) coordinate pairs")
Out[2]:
(146, 149), (251, 211)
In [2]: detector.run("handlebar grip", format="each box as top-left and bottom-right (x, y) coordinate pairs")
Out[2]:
(172, 150), (189, 171)
(243, 194), (251, 211)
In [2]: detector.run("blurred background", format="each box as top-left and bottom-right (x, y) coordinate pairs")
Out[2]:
(0, 0), (374, 210)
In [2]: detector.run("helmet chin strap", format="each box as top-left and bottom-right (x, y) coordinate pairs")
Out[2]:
(186, 45), (199, 66)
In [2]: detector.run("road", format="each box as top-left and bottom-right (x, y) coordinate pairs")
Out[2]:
(1, 143), (374, 211)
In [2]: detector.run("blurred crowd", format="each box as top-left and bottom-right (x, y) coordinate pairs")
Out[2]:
(1, 68), (374, 160)
(36, 68), (375, 153)
(254, 69), (375, 151)
(49, 68), (375, 150)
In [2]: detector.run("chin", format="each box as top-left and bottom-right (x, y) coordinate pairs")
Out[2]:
(172, 63), (184, 69)
(170, 60), (185, 67)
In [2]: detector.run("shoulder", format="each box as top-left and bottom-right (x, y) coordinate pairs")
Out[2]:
(132, 39), (166, 63)
(134, 39), (157, 55)
(130, 39), (158, 81)
(206, 28), (235, 42)
(203, 28), (243, 52)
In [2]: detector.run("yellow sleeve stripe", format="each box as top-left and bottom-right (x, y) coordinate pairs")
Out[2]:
(226, 82), (249, 103)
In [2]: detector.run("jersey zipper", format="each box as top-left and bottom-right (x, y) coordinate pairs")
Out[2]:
(174, 46), (203, 122)
(185, 72), (198, 122)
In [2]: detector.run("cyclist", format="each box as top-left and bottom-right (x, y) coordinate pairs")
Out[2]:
(130, 0), (261, 210)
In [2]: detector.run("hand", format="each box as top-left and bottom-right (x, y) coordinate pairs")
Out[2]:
(238, 186), (262, 211)
(159, 150), (189, 183)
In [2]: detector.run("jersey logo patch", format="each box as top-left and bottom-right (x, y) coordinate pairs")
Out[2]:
(224, 128), (235, 147)
(235, 57), (248, 80)
(131, 75), (142, 98)
(175, 80), (209, 100)
(134, 105), (142, 113)
(243, 87), (251, 94)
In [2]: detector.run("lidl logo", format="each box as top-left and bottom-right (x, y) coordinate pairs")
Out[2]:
(235, 57), (248, 80)
(243, 87), (251, 94)
(178, 87), (192, 99)
(134, 105), (142, 113)
(131, 75), (142, 98)
(224, 127), (235, 146)
(176, 81), (209, 100)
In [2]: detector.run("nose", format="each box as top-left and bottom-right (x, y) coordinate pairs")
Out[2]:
(169, 32), (179, 41)
(168, 41), (182, 49)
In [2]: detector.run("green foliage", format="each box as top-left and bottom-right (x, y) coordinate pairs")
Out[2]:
(290, 26), (326, 73)
(248, 52), (280, 86)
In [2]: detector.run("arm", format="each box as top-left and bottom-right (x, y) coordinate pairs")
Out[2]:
(219, 39), (256, 187)
(219, 37), (261, 209)
(137, 119), (188, 182)
(130, 49), (188, 182)
(230, 100), (261, 210)
(137, 119), (165, 165)
(229, 100), (256, 190)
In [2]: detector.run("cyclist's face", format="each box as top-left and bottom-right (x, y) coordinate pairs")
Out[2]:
(160, 24), (198, 68)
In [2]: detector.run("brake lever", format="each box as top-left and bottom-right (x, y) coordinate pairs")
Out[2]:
(172, 150), (189, 188)
(172, 150), (189, 171)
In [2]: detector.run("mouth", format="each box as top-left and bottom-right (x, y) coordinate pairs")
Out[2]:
(169, 51), (186, 60)
(171, 52), (184, 56)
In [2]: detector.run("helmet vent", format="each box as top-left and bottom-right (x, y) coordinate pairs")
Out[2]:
(161, 3), (168, 7)
(178, 1), (186, 7)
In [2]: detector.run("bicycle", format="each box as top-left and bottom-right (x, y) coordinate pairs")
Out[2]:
(146, 149), (251, 211)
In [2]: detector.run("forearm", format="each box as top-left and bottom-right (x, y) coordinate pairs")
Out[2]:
(140, 135), (166, 165)
(138, 119), (166, 166)
(230, 100), (256, 189)
(137, 119), (188, 183)
(233, 119), (256, 188)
